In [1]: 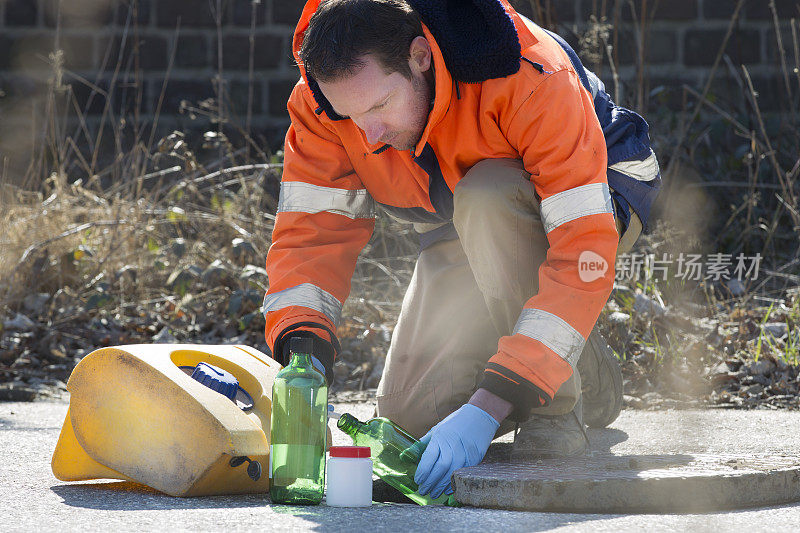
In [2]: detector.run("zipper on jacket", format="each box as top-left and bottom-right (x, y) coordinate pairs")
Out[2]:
(521, 56), (549, 75)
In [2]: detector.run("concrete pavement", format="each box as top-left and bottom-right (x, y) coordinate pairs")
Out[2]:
(2, 399), (800, 531)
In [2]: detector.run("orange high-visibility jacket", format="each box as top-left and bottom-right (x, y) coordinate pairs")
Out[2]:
(263, 0), (660, 419)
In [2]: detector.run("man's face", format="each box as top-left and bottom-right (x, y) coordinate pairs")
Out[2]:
(317, 52), (432, 152)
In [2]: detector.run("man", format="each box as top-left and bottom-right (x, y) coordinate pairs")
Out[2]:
(262, 0), (661, 500)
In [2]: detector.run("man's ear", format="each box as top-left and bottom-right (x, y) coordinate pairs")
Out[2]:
(408, 36), (432, 73)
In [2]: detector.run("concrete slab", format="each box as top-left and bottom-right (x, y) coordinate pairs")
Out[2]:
(452, 408), (800, 513)
(2, 400), (800, 531)
(455, 454), (800, 512)
(452, 409), (800, 513)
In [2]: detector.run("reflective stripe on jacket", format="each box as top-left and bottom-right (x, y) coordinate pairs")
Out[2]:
(264, 0), (660, 419)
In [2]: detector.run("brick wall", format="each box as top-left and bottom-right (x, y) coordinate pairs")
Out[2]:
(0, 0), (795, 166)
(0, 0), (304, 157)
(544, 0), (797, 114)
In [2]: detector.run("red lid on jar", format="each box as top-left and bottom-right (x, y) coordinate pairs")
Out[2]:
(329, 446), (371, 458)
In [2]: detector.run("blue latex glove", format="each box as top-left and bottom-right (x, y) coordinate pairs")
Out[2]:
(414, 403), (499, 499)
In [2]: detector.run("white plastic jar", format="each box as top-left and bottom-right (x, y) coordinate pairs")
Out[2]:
(326, 446), (372, 507)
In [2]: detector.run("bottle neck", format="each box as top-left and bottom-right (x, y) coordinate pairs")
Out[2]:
(289, 352), (312, 368)
(337, 413), (366, 437)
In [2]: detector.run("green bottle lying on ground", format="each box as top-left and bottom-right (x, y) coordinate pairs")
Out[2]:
(269, 337), (328, 505)
(335, 412), (460, 506)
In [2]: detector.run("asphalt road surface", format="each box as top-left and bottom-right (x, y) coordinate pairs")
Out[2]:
(2, 399), (799, 532)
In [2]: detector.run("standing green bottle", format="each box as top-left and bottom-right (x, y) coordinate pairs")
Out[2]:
(336, 413), (459, 506)
(269, 337), (328, 505)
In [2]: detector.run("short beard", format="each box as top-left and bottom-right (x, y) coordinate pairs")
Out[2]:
(394, 72), (432, 151)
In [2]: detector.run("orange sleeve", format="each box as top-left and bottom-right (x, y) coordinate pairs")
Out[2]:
(264, 81), (375, 364)
(479, 67), (618, 419)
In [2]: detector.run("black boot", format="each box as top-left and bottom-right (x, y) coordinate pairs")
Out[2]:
(577, 329), (624, 428)
(510, 396), (589, 461)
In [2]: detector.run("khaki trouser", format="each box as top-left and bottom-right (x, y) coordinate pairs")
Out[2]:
(375, 159), (642, 439)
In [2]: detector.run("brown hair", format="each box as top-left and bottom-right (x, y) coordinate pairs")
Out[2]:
(299, 0), (424, 82)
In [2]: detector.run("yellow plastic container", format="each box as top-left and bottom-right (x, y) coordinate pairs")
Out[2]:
(52, 344), (282, 497)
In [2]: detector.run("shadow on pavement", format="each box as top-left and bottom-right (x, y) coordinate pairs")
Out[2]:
(51, 482), (270, 510)
(53, 480), (431, 509)
(587, 427), (629, 453)
(49, 482), (608, 531)
(0, 415), (62, 432)
(483, 427), (630, 462)
(262, 504), (610, 532)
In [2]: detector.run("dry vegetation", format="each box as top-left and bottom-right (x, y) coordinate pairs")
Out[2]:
(0, 0), (799, 407)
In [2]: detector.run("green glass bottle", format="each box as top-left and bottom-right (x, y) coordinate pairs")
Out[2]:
(269, 337), (328, 505)
(337, 413), (459, 506)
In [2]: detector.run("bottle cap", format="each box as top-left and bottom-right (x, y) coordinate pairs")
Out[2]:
(189, 362), (238, 401)
(329, 446), (371, 458)
(289, 336), (314, 354)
